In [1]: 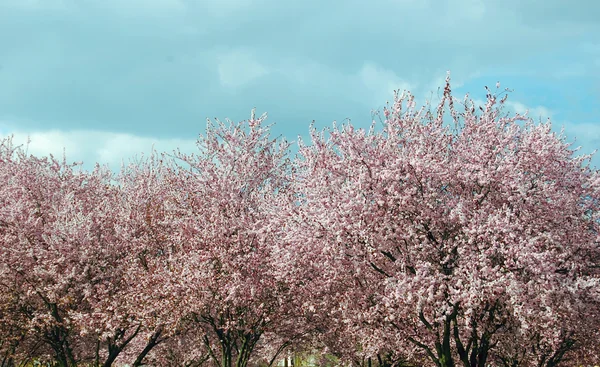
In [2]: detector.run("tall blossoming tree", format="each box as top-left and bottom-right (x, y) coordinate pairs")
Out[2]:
(0, 137), (175, 366)
(0, 137), (120, 365)
(285, 76), (600, 367)
(141, 110), (307, 367)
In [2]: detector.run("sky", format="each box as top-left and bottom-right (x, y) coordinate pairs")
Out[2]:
(0, 0), (599, 170)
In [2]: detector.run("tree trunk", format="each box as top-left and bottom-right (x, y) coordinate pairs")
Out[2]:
(132, 328), (164, 367)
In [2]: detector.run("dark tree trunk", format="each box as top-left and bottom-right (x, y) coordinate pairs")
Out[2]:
(132, 327), (165, 367)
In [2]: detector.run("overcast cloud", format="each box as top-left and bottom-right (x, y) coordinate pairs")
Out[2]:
(0, 0), (598, 169)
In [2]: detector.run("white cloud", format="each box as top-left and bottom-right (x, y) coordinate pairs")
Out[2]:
(358, 62), (413, 106)
(217, 48), (269, 90)
(0, 129), (198, 171)
(463, 99), (553, 122)
(504, 101), (553, 120)
(559, 122), (600, 168)
(560, 122), (600, 148)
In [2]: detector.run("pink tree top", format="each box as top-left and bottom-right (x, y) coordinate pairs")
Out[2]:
(130, 111), (305, 367)
(285, 76), (600, 367)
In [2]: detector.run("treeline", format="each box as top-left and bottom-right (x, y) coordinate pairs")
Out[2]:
(1, 79), (599, 367)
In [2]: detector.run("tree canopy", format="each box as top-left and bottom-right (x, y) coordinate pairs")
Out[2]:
(1, 78), (598, 367)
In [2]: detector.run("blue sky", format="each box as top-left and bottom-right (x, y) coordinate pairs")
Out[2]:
(0, 0), (599, 170)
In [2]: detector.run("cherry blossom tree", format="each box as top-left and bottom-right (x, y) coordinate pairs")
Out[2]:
(108, 152), (197, 367)
(0, 137), (175, 366)
(285, 76), (600, 367)
(145, 110), (306, 367)
(0, 137), (111, 365)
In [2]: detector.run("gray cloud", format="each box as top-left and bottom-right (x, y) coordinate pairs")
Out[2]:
(0, 0), (598, 164)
